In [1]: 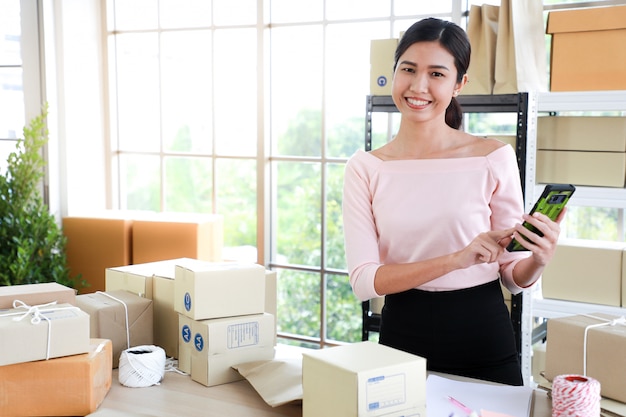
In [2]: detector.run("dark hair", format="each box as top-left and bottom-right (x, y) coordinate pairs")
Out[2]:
(394, 18), (471, 130)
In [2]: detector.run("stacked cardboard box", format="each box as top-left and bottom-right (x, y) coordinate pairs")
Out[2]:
(175, 259), (276, 387)
(536, 116), (626, 187)
(0, 283), (112, 415)
(370, 38), (398, 96)
(105, 258), (278, 368)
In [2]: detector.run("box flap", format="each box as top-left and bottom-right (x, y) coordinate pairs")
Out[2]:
(547, 5), (626, 34)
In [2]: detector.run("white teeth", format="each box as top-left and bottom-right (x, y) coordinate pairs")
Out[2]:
(407, 98), (428, 106)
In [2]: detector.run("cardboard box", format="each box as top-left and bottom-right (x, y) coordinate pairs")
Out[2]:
(174, 260), (266, 320)
(547, 5), (626, 91)
(541, 239), (626, 307)
(536, 150), (626, 187)
(0, 282), (76, 309)
(190, 313), (275, 387)
(0, 302), (90, 366)
(76, 290), (153, 368)
(303, 341), (427, 417)
(132, 213), (224, 264)
(370, 39), (398, 95)
(178, 313), (194, 374)
(545, 313), (626, 403)
(63, 214), (133, 293)
(537, 116), (626, 152)
(0, 338), (112, 417)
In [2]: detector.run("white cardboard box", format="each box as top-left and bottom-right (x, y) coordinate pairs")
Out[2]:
(190, 313), (275, 387)
(174, 261), (266, 320)
(302, 341), (427, 417)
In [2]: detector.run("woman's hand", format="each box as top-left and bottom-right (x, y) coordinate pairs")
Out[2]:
(511, 209), (566, 266)
(455, 228), (515, 269)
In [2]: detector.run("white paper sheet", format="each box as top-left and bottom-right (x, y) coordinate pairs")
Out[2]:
(426, 374), (533, 417)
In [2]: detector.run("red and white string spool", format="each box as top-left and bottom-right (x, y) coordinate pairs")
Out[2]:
(552, 374), (601, 417)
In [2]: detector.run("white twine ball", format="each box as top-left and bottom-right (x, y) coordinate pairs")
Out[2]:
(118, 345), (166, 388)
(552, 374), (601, 417)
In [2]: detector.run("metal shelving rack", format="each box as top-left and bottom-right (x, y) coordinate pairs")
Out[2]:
(362, 92), (540, 385)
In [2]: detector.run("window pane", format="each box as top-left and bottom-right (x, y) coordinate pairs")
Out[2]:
(465, 113), (518, 136)
(119, 154), (160, 211)
(216, 158), (257, 248)
(562, 206), (622, 242)
(164, 156), (212, 213)
(270, 0), (323, 23)
(271, 26), (323, 157)
(326, 163), (346, 270)
(214, 28), (257, 156)
(275, 161), (321, 266)
(0, 140), (17, 175)
(111, 0), (159, 31)
(394, 0), (453, 16)
(213, 0), (256, 26)
(159, 0), (211, 28)
(325, 22), (390, 158)
(326, 0), (391, 20)
(0, 68), (23, 139)
(0, 0), (21, 65)
(276, 269), (320, 338)
(161, 31), (212, 154)
(326, 273), (361, 343)
(114, 33), (160, 152)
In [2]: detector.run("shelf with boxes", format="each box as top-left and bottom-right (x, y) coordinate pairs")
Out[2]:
(528, 89), (626, 316)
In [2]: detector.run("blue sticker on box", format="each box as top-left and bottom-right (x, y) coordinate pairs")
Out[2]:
(194, 333), (204, 352)
(182, 324), (191, 343)
(184, 292), (192, 312)
(377, 76), (387, 87)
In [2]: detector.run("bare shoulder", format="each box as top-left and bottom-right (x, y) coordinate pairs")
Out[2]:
(469, 134), (508, 156)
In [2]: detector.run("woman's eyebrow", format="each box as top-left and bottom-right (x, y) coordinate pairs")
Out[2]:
(398, 60), (450, 72)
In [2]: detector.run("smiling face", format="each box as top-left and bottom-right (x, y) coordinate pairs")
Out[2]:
(391, 41), (467, 125)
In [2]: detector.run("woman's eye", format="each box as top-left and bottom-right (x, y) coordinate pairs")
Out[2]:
(431, 71), (444, 77)
(401, 67), (415, 73)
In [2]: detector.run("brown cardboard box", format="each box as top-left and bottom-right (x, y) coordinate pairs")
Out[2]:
(76, 290), (153, 368)
(0, 302), (90, 366)
(0, 338), (112, 417)
(545, 313), (626, 403)
(537, 116), (626, 152)
(63, 214), (133, 293)
(537, 150), (626, 187)
(547, 5), (626, 91)
(370, 39), (398, 95)
(174, 260), (266, 320)
(0, 282), (76, 309)
(190, 313), (275, 387)
(178, 313), (194, 374)
(132, 213), (223, 264)
(303, 341), (427, 417)
(541, 239), (626, 307)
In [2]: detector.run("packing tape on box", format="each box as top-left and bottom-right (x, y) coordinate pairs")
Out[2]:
(581, 314), (626, 375)
(118, 345), (166, 387)
(552, 374), (601, 417)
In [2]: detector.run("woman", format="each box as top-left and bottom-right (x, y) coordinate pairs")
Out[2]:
(342, 18), (564, 386)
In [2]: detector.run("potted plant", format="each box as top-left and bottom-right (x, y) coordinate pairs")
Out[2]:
(0, 104), (81, 288)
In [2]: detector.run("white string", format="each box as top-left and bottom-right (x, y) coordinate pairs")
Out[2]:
(2, 300), (80, 360)
(118, 345), (166, 388)
(96, 291), (130, 350)
(581, 314), (626, 376)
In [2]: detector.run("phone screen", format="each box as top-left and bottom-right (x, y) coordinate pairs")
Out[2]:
(506, 183), (576, 252)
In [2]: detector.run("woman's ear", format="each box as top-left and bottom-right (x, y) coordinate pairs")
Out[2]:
(455, 74), (469, 96)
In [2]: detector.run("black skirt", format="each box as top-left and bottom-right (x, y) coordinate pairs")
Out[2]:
(379, 279), (523, 386)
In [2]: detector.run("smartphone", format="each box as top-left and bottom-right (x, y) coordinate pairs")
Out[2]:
(506, 183), (576, 252)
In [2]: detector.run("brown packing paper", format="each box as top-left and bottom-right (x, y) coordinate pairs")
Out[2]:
(544, 313), (626, 403)
(76, 290), (153, 368)
(463, 4), (499, 95)
(493, 0), (547, 93)
(0, 302), (90, 366)
(0, 338), (113, 417)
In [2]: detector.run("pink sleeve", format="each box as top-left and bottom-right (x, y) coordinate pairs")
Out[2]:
(488, 147), (532, 294)
(342, 154), (382, 301)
